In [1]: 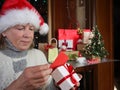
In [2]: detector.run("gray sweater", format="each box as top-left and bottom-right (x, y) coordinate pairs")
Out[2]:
(0, 48), (58, 90)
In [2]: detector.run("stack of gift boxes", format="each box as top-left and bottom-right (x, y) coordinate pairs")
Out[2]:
(50, 29), (93, 90)
(39, 28), (98, 90)
(58, 29), (93, 63)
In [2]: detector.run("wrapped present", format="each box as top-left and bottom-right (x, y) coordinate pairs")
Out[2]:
(58, 29), (80, 51)
(87, 58), (100, 64)
(50, 52), (81, 90)
(52, 64), (81, 90)
(59, 40), (68, 51)
(87, 56), (101, 64)
(64, 51), (79, 60)
(82, 29), (92, 44)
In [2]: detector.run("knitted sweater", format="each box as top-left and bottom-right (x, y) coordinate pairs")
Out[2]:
(0, 48), (58, 90)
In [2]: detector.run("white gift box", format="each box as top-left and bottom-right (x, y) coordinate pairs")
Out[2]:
(51, 64), (81, 90)
(58, 40), (73, 51)
(83, 29), (92, 44)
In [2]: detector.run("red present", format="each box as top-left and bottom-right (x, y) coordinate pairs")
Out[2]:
(58, 29), (80, 51)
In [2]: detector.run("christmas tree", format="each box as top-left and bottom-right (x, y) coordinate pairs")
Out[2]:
(82, 26), (109, 60)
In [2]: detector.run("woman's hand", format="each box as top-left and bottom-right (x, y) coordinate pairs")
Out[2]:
(6, 64), (52, 90)
(70, 74), (82, 90)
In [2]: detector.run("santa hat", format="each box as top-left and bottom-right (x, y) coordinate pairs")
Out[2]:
(0, 0), (49, 35)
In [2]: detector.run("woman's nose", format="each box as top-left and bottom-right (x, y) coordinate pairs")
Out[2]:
(23, 28), (33, 38)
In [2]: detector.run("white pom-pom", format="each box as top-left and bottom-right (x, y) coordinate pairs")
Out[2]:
(39, 23), (49, 35)
(61, 45), (67, 50)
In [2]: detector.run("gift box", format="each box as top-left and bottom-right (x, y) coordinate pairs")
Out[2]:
(50, 52), (81, 90)
(82, 29), (92, 44)
(64, 51), (79, 60)
(58, 29), (80, 51)
(51, 64), (81, 90)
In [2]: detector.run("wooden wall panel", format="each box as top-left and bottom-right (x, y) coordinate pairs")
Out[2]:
(95, 0), (114, 90)
(51, 0), (76, 38)
(96, 0), (113, 59)
(96, 63), (114, 90)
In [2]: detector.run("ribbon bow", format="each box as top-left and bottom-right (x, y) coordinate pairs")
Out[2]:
(44, 44), (54, 51)
(57, 64), (78, 87)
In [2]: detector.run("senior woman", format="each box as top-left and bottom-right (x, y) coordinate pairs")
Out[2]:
(0, 0), (56, 89)
(0, 0), (81, 90)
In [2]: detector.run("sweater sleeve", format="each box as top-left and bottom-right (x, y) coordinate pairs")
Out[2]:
(0, 57), (15, 90)
(27, 49), (48, 66)
(27, 49), (59, 90)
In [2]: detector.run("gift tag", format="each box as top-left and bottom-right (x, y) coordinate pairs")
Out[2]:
(50, 52), (69, 69)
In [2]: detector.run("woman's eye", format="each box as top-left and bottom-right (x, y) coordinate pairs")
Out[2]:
(16, 27), (25, 30)
(18, 28), (24, 30)
(29, 27), (35, 31)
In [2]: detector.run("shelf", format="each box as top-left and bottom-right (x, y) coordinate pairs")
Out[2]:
(68, 59), (114, 90)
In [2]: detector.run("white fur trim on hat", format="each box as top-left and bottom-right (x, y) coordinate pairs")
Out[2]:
(0, 0), (49, 35)
(0, 8), (39, 33)
(39, 23), (49, 35)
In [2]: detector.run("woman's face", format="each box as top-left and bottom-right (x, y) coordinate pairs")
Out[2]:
(2, 24), (35, 51)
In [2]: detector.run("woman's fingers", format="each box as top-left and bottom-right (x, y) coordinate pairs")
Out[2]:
(32, 68), (52, 79)
(78, 74), (83, 79)
(70, 73), (82, 90)
(28, 64), (51, 73)
(18, 64), (53, 89)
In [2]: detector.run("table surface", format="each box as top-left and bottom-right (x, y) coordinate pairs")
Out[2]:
(67, 58), (118, 68)
(68, 58), (115, 90)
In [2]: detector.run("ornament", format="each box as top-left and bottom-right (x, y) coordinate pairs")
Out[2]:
(77, 28), (83, 35)
(60, 41), (68, 51)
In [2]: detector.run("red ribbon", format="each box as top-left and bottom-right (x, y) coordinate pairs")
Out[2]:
(62, 40), (68, 46)
(50, 52), (69, 69)
(56, 64), (78, 87)
(44, 44), (54, 51)
(61, 40), (74, 51)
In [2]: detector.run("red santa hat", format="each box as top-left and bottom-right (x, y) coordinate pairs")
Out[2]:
(0, 0), (49, 35)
